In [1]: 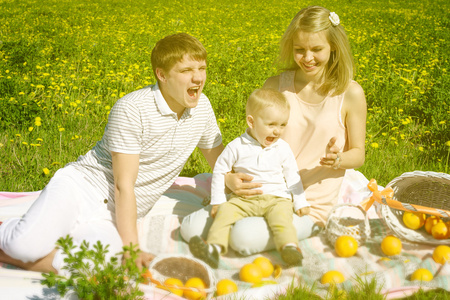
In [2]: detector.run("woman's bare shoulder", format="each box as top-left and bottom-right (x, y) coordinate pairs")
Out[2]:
(344, 81), (367, 110)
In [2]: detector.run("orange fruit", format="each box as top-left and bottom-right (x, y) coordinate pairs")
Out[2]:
(163, 277), (184, 297)
(433, 245), (450, 264)
(216, 279), (238, 296)
(184, 277), (206, 300)
(402, 211), (426, 230)
(253, 256), (274, 278)
(239, 263), (263, 284)
(425, 216), (442, 234)
(431, 222), (450, 239)
(410, 268), (433, 282)
(381, 235), (402, 256)
(320, 270), (345, 285)
(334, 235), (358, 257)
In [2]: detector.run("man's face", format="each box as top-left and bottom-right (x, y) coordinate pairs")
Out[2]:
(157, 55), (207, 117)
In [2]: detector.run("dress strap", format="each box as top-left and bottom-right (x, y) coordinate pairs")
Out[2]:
(279, 71), (296, 93)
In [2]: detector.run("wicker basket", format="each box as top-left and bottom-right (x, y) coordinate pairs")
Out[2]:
(378, 171), (450, 245)
(325, 203), (371, 247)
(147, 254), (216, 297)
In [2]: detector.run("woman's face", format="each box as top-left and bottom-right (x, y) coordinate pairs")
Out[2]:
(292, 30), (332, 78)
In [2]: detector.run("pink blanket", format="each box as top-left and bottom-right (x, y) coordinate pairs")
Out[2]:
(1, 170), (448, 299)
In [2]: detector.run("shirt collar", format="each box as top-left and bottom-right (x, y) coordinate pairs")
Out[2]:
(152, 83), (194, 118)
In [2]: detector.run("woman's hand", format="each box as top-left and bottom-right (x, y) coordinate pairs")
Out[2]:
(296, 207), (310, 217)
(225, 172), (263, 197)
(319, 137), (340, 168)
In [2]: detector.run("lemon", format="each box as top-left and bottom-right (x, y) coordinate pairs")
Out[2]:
(216, 279), (238, 296)
(402, 211), (426, 230)
(253, 256), (274, 278)
(184, 277), (206, 300)
(433, 245), (450, 264)
(425, 216), (442, 234)
(335, 235), (358, 257)
(163, 277), (184, 297)
(239, 263), (263, 284)
(381, 235), (402, 256)
(410, 268), (433, 282)
(431, 222), (450, 239)
(320, 270), (345, 285)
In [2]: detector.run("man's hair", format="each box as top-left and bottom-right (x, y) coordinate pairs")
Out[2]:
(151, 33), (207, 80)
(277, 6), (354, 96)
(246, 88), (290, 116)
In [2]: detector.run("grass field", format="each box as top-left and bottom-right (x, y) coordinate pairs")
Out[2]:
(1, 0), (449, 192)
(1, 0), (450, 298)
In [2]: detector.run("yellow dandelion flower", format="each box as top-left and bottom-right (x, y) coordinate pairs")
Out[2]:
(59, 127), (65, 132)
(16, 134), (21, 137)
(43, 168), (50, 175)
(446, 141), (450, 147)
(418, 147), (424, 151)
(28, 127), (34, 132)
(22, 142), (28, 145)
(0, 143), (3, 147)
(371, 142), (379, 148)
(36, 138), (43, 142)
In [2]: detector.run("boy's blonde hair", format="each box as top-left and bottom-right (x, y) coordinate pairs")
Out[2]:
(246, 88), (290, 116)
(278, 6), (354, 96)
(151, 33), (207, 81)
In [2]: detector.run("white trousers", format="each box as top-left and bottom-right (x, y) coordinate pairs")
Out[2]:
(0, 166), (122, 274)
(180, 205), (321, 256)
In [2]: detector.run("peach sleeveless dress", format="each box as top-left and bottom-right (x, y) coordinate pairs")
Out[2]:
(279, 71), (348, 226)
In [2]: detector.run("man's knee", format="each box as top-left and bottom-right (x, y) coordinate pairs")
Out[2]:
(180, 207), (213, 242)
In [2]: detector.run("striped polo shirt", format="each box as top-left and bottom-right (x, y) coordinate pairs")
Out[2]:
(69, 83), (222, 218)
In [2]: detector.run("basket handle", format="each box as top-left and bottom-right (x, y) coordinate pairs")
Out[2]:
(364, 179), (450, 218)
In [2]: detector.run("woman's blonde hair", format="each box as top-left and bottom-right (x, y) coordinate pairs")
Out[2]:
(278, 6), (354, 96)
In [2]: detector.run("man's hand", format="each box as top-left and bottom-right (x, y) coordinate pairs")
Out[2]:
(225, 172), (263, 197)
(296, 207), (311, 217)
(123, 250), (155, 270)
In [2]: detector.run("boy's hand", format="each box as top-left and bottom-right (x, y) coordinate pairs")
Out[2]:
(211, 205), (219, 218)
(225, 172), (263, 197)
(296, 207), (310, 217)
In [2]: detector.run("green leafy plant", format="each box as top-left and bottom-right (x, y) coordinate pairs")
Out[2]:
(42, 235), (145, 300)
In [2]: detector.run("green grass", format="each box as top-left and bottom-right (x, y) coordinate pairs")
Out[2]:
(1, 0), (449, 191)
(1, 0), (449, 298)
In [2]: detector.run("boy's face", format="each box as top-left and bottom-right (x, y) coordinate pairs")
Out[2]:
(247, 105), (289, 148)
(157, 55), (207, 116)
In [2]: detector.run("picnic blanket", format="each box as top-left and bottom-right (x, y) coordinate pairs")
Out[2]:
(1, 170), (449, 299)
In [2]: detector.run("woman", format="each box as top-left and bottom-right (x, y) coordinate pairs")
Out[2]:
(181, 6), (367, 257)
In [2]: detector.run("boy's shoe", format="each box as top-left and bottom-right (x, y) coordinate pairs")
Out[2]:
(281, 246), (303, 266)
(188, 236), (219, 269)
